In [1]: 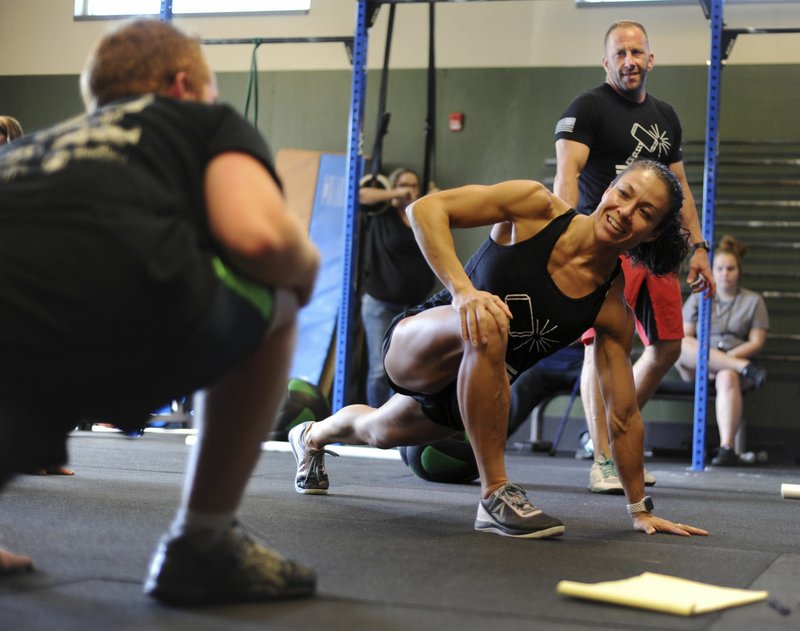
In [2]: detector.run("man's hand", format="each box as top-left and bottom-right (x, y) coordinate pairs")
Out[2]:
(632, 513), (709, 537)
(452, 289), (512, 347)
(686, 249), (715, 298)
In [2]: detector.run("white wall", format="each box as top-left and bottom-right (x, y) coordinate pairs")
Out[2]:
(1, 0), (799, 76)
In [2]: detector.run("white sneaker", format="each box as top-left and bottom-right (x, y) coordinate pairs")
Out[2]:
(589, 458), (655, 492)
(588, 457), (624, 494)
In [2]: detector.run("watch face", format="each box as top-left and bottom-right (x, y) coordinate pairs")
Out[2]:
(644, 496), (654, 511)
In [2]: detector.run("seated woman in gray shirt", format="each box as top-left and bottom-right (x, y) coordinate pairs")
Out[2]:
(676, 235), (769, 466)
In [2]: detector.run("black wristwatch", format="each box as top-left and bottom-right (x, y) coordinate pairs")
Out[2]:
(626, 496), (654, 514)
(691, 240), (710, 254)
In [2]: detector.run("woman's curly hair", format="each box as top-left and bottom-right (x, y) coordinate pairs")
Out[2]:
(621, 160), (690, 276)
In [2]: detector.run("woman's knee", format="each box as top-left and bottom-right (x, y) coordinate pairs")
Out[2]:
(462, 317), (508, 367)
(715, 368), (741, 391)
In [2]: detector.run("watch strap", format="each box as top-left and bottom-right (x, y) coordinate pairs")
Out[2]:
(626, 496), (654, 514)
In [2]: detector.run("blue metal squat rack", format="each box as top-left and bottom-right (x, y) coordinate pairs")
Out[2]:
(693, 0), (800, 469)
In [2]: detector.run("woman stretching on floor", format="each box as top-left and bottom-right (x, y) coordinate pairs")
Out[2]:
(289, 160), (709, 540)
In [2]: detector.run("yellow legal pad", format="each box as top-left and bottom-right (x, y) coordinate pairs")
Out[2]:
(556, 572), (768, 616)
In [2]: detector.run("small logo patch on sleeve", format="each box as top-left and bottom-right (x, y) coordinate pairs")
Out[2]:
(555, 117), (576, 134)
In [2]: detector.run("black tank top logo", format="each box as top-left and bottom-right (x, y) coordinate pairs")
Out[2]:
(505, 293), (560, 356)
(463, 210), (620, 382)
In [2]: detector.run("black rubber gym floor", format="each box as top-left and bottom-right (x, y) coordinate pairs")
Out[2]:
(1, 430), (798, 630)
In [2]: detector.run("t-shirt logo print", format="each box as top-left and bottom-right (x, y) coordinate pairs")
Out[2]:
(505, 294), (559, 354)
(623, 122), (672, 168)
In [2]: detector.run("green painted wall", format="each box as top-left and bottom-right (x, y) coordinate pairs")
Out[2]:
(4, 64), (800, 183)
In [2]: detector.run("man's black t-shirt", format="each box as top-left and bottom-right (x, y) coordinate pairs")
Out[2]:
(0, 95), (276, 356)
(554, 83), (683, 214)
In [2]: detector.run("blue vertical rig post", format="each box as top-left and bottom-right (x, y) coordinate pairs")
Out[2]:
(160, 0), (173, 21)
(332, 0), (370, 411)
(691, 0), (724, 471)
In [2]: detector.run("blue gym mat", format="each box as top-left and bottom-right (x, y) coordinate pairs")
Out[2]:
(290, 153), (347, 387)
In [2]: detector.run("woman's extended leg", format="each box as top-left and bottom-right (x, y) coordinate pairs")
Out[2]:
(291, 307), (465, 494)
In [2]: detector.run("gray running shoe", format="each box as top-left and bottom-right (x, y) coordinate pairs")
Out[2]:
(475, 482), (565, 539)
(289, 421), (338, 494)
(143, 523), (316, 605)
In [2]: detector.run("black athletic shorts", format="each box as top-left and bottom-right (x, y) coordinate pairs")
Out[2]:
(0, 272), (272, 480)
(381, 303), (465, 431)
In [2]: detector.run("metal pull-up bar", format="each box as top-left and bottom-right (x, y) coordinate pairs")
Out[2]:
(699, 0), (800, 61)
(721, 27), (800, 62)
(200, 36), (354, 127)
(202, 37), (355, 64)
(159, 1), (354, 59)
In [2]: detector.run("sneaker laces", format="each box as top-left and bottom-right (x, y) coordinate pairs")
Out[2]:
(304, 444), (339, 478)
(497, 482), (538, 513)
(597, 457), (618, 479)
(298, 424), (339, 473)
